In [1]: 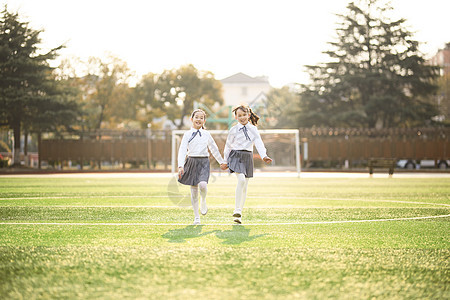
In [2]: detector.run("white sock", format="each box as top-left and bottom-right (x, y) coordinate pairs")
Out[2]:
(191, 186), (200, 218)
(240, 177), (249, 211)
(235, 173), (247, 213)
(198, 181), (207, 203)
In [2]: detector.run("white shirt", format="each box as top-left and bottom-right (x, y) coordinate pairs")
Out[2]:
(224, 123), (267, 162)
(178, 128), (226, 167)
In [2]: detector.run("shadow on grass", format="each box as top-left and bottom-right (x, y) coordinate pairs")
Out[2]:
(161, 225), (269, 245)
(161, 225), (218, 243)
(215, 225), (269, 245)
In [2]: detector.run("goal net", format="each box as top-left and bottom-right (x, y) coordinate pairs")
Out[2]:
(171, 129), (300, 176)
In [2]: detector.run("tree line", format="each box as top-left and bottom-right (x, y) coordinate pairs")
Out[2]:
(1, 0), (446, 166)
(266, 0), (444, 129)
(0, 6), (224, 165)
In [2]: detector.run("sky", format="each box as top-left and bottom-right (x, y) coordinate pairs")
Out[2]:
(3, 0), (450, 87)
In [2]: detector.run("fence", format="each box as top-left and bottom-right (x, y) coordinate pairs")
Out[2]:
(39, 131), (172, 169)
(37, 128), (450, 170)
(298, 127), (449, 162)
(305, 138), (449, 161)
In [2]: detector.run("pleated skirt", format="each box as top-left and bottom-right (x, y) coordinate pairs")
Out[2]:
(228, 150), (254, 178)
(178, 156), (210, 186)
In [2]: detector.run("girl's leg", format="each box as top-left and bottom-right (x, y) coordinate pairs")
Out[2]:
(191, 185), (200, 223)
(198, 181), (208, 215)
(234, 173), (246, 216)
(239, 177), (250, 212)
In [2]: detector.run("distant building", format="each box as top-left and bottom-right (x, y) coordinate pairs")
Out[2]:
(427, 43), (450, 120)
(428, 43), (450, 76)
(220, 72), (272, 108)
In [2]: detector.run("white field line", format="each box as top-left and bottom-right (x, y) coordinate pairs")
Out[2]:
(1, 195), (448, 208)
(2, 172), (450, 179)
(1, 214), (449, 226)
(1, 196), (448, 225)
(1, 205), (446, 209)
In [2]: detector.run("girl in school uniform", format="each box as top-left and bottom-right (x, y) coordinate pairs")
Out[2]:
(178, 109), (227, 225)
(223, 104), (272, 224)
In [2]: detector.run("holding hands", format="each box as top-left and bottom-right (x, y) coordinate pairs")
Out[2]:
(263, 156), (273, 164)
(218, 158), (270, 171)
(178, 167), (184, 179)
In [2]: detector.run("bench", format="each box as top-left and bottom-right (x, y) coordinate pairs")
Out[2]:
(368, 158), (396, 176)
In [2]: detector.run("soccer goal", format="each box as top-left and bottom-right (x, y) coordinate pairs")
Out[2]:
(171, 129), (301, 176)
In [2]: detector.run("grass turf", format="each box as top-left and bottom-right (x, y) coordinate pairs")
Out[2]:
(0, 175), (449, 299)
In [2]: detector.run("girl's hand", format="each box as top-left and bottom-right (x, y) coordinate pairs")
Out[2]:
(220, 163), (228, 170)
(178, 167), (184, 179)
(263, 156), (273, 164)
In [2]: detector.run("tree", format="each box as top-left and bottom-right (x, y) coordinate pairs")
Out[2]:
(77, 55), (133, 131)
(435, 72), (450, 125)
(134, 72), (166, 129)
(0, 6), (79, 165)
(157, 64), (223, 129)
(298, 0), (439, 129)
(265, 86), (300, 128)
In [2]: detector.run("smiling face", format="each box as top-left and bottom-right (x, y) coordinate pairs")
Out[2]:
(191, 111), (206, 129)
(235, 108), (250, 126)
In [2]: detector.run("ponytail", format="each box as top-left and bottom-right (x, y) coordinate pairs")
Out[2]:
(248, 108), (260, 126)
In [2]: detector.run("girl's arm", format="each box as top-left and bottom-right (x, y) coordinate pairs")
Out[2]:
(177, 132), (189, 168)
(253, 128), (268, 159)
(208, 134), (226, 165)
(223, 128), (234, 163)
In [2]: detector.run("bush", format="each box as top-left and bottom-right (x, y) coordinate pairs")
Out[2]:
(0, 159), (9, 168)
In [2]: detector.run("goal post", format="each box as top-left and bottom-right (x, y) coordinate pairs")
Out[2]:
(171, 129), (301, 176)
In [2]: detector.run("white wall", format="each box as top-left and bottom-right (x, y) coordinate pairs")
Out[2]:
(222, 82), (272, 107)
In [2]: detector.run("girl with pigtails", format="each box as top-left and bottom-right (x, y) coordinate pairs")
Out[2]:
(223, 104), (272, 224)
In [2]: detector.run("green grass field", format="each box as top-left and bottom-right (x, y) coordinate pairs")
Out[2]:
(0, 174), (449, 299)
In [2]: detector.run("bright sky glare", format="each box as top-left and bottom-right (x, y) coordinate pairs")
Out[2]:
(4, 0), (450, 87)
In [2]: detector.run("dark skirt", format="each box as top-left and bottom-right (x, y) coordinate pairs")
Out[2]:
(178, 156), (210, 186)
(228, 150), (254, 178)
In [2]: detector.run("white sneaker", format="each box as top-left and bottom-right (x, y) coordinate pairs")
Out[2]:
(193, 217), (201, 225)
(233, 210), (241, 218)
(201, 200), (208, 215)
(234, 217), (242, 224)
